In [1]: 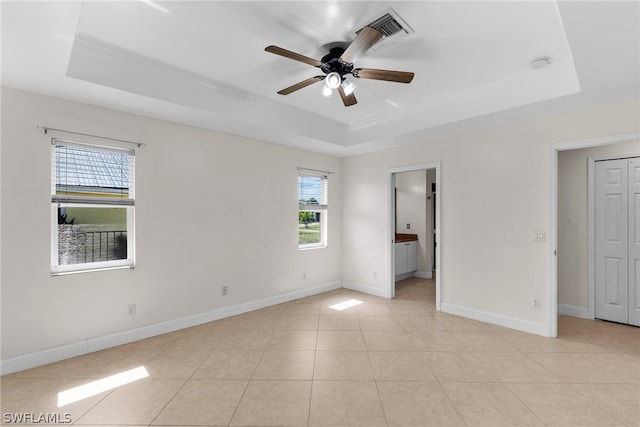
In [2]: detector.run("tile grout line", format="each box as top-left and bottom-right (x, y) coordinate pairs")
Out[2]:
(395, 280), (470, 427)
(71, 341), (189, 425)
(225, 326), (277, 426)
(69, 381), (117, 425)
(566, 382), (638, 425)
(306, 309), (321, 427)
(146, 328), (230, 427)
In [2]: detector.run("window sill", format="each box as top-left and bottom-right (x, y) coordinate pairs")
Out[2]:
(51, 264), (134, 276)
(298, 245), (327, 251)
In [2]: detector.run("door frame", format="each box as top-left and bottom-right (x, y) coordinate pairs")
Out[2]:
(589, 153), (640, 320)
(388, 162), (441, 308)
(550, 132), (639, 337)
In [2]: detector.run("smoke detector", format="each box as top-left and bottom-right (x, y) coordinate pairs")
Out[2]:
(529, 56), (552, 69)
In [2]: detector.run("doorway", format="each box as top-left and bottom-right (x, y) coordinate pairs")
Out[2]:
(388, 163), (440, 308)
(552, 132), (640, 337)
(593, 156), (640, 326)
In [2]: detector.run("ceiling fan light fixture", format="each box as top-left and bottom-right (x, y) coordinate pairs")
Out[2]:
(265, 20), (415, 108)
(325, 72), (342, 89)
(342, 79), (356, 96)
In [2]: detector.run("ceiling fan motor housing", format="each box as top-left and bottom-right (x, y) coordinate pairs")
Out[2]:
(320, 47), (354, 77)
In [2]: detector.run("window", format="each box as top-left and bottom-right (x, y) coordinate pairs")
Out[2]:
(298, 170), (328, 249)
(51, 139), (135, 274)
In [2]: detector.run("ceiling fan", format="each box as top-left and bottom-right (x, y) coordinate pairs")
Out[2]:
(265, 26), (414, 107)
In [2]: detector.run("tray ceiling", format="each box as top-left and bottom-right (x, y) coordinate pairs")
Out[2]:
(2, 1), (638, 156)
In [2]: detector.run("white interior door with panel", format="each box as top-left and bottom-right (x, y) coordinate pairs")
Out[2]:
(594, 157), (640, 326)
(629, 158), (640, 326)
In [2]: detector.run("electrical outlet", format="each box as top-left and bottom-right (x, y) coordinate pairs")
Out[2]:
(373, 271), (378, 278)
(531, 298), (540, 309)
(127, 304), (136, 316)
(406, 223), (411, 230)
(221, 286), (228, 296)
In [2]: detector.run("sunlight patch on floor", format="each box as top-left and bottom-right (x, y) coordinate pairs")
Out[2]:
(329, 299), (363, 311)
(57, 366), (149, 407)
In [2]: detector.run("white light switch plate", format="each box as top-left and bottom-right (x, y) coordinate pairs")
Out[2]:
(531, 231), (546, 242)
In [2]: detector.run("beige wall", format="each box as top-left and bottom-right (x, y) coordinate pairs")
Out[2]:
(342, 101), (640, 334)
(1, 88), (343, 361)
(557, 140), (640, 310)
(2, 85), (639, 366)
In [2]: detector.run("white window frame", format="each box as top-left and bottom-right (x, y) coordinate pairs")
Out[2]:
(51, 139), (135, 275)
(298, 170), (328, 250)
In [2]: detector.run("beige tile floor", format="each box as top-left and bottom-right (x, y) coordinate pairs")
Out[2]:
(1, 277), (639, 426)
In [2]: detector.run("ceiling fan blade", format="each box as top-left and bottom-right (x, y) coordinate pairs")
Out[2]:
(277, 76), (324, 95)
(265, 45), (322, 67)
(338, 86), (357, 107)
(339, 26), (383, 64)
(353, 68), (415, 83)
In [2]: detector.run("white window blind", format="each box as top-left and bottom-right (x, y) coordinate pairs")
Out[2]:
(52, 139), (135, 206)
(298, 172), (328, 210)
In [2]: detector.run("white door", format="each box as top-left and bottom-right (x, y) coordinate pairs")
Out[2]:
(629, 158), (640, 326)
(595, 157), (640, 326)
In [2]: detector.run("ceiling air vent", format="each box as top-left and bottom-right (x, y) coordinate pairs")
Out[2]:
(352, 8), (414, 52)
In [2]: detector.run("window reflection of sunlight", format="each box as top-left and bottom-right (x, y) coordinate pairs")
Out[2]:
(329, 299), (363, 311)
(57, 366), (149, 407)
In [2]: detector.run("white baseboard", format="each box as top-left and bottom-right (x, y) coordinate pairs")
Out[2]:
(413, 271), (433, 279)
(1, 281), (342, 376)
(557, 304), (591, 319)
(394, 272), (414, 281)
(342, 281), (390, 299)
(395, 271), (432, 281)
(440, 302), (551, 337)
